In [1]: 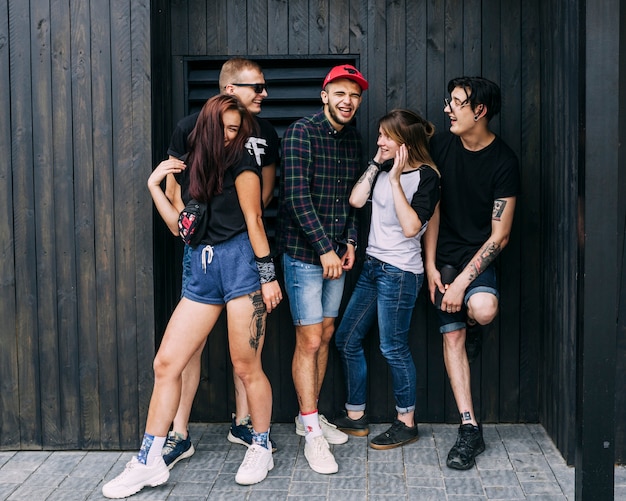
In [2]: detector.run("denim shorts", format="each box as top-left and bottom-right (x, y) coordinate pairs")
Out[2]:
(183, 232), (260, 305)
(282, 253), (345, 325)
(180, 244), (192, 298)
(436, 264), (499, 334)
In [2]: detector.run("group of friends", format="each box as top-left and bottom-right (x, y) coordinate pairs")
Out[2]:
(102, 58), (520, 499)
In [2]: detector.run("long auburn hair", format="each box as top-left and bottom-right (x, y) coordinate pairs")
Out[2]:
(187, 94), (255, 203)
(378, 109), (440, 177)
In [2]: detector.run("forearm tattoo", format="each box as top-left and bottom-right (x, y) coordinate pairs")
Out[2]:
(354, 164), (379, 193)
(468, 241), (501, 281)
(492, 199), (507, 221)
(248, 292), (266, 351)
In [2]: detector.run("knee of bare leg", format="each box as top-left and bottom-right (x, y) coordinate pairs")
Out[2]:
(443, 329), (465, 349)
(468, 294), (498, 325)
(153, 353), (172, 379)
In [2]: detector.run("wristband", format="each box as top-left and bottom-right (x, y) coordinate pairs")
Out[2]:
(255, 255), (276, 284)
(368, 159), (382, 169)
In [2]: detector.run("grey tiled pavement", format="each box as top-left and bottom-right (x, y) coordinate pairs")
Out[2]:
(1, 423), (624, 500)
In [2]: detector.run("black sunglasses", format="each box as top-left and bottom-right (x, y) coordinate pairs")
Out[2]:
(231, 83), (268, 94)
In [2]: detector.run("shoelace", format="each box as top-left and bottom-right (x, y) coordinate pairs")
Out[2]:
(455, 428), (477, 452)
(310, 436), (332, 456)
(162, 434), (178, 454)
(241, 445), (265, 468)
(113, 458), (141, 481)
(201, 245), (214, 273)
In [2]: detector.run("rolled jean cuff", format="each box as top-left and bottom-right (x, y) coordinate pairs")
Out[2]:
(440, 321), (467, 334)
(345, 402), (366, 412)
(396, 405), (415, 414)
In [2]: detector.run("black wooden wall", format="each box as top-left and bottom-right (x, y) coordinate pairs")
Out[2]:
(1, 0), (623, 470)
(1, 0), (154, 450)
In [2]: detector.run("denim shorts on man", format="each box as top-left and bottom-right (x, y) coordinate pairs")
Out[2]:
(183, 232), (260, 305)
(437, 264), (499, 334)
(282, 253), (345, 325)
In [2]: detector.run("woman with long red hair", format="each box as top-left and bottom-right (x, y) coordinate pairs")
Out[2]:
(103, 95), (281, 498)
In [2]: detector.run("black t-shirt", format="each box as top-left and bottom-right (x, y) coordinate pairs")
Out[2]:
(429, 131), (520, 268)
(176, 158), (260, 245)
(168, 113), (279, 204)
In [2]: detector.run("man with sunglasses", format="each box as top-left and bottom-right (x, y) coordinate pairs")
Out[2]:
(162, 58), (280, 468)
(424, 76), (519, 470)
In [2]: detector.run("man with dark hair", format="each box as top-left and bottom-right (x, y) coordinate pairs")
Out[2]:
(424, 76), (520, 470)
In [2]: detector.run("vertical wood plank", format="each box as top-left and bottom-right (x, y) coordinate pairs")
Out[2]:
(309, 0), (329, 54)
(227, 0), (247, 54)
(405, 1), (427, 114)
(170, 0), (188, 56)
(0, 0), (19, 449)
(443, 0), (464, 85)
(88, 0), (116, 450)
(70, 0), (102, 448)
(328, 0), (348, 54)
(206, 0), (227, 53)
(111, 0), (140, 449)
(31, 0), (65, 449)
(462, 0), (481, 76)
(131, 0), (155, 432)
(51, 0), (83, 449)
(247, 0), (268, 54)
(518, 0), (541, 424)
(426, 0), (446, 133)
(10, 0), (43, 449)
(386, 0), (406, 109)
(268, 0), (289, 54)
(289, 0), (308, 54)
(189, 0), (206, 55)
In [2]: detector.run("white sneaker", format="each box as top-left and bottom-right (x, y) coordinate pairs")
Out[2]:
(304, 435), (338, 474)
(295, 414), (349, 445)
(102, 456), (169, 499)
(235, 443), (274, 485)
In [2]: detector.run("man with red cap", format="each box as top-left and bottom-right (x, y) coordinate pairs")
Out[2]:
(278, 64), (368, 474)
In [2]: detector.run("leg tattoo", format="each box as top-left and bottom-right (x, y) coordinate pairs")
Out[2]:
(248, 292), (266, 350)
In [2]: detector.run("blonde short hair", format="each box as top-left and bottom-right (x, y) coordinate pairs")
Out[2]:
(219, 58), (263, 90)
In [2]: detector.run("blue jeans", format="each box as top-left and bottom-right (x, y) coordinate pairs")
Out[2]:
(334, 256), (423, 413)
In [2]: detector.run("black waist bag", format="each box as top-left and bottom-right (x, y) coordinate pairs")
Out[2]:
(178, 199), (208, 247)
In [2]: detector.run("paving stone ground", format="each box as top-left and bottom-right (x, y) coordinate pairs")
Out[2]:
(0, 423), (624, 500)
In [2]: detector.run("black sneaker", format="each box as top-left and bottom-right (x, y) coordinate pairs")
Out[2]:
(465, 322), (483, 363)
(369, 420), (418, 450)
(227, 414), (278, 453)
(333, 410), (369, 436)
(446, 424), (485, 470)
(162, 431), (195, 469)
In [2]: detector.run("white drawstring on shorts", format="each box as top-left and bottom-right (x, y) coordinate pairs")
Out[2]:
(201, 245), (214, 273)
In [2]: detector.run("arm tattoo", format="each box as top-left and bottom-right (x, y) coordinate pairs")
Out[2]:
(354, 164), (379, 193)
(248, 292), (266, 351)
(492, 199), (507, 221)
(467, 241), (501, 281)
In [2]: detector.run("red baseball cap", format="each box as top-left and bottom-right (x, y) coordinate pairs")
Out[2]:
(322, 64), (368, 91)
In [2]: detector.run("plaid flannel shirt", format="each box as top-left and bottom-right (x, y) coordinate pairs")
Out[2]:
(278, 109), (362, 265)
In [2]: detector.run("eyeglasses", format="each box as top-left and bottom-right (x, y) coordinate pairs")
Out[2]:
(231, 83), (268, 94)
(444, 97), (470, 110)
